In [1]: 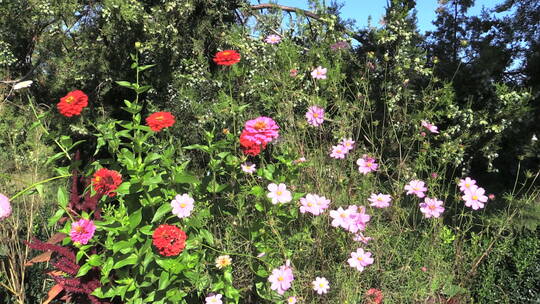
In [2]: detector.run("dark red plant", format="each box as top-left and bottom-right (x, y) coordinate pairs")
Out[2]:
(26, 237), (110, 304)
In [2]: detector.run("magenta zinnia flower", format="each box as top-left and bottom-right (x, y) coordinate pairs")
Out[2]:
(243, 116), (280, 145)
(306, 106), (325, 127)
(0, 194), (11, 221)
(268, 264), (294, 295)
(404, 180), (428, 198)
(347, 248), (374, 272)
(368, 193), (392, 208)
(419, 197), (445, 218)
(69, 219), (96, 245)
(462, 186), (488, 210)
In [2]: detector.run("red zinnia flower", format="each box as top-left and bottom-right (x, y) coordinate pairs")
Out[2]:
(92, 168), (122, 197)
(366, 288), (383, 304)
(152, 224), (187, 256)
(57, 90), (88, 117)
(239, 129), (266, 156)
(213, 50), (241, 66)
(146, 112), (175, 132)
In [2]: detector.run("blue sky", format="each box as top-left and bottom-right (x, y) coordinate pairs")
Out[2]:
(250, 0), (504, 33)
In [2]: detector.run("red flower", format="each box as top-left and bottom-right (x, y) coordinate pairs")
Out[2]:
(146, 112), (175, 132)
(366, 288), (383, 304)
(57, 90), (88, 117)
(92, 168), (122, 197)
(152, 225), (187, 256)
(240, 130), (266, 156)
(213, 50), (241, 66)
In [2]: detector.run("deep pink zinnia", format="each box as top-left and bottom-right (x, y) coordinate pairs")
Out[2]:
(243, 116), (280, 145)
(69, 219), (96, 245)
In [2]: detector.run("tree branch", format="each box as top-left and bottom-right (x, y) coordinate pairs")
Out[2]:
(249, 3), (321, 20)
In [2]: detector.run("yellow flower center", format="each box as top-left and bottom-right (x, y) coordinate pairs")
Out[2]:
(65, 96), (75, 104)
(429, 205), (436, 210)
(357, 256), (363, 261)
(180, 203), (186, 208)
(366, 162), (372, 167)
(155, 115), (163, 121)
(222, 51), (231, 56)
(254, 121), (267, 130)
(472, 195), (478, 200)
(307, 202), (313, 207)
(377, 197), (382, 201)
(413, 187), (419, 191)
(75, 226), (85, 233)
(319, 283), (325, 287)
(340, 213), (347, 218)
(278, 276), (284, 281)
(94, 176), (101, 182)
(313, 113), (319, 118)
(276, 191), (282, 195)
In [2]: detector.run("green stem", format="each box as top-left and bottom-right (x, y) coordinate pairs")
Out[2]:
(28, 100), (72, 161)
(10, 174), (71, 201)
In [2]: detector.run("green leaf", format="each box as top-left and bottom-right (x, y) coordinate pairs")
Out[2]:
(137, 64), (156, 72)
(116, 81), (136, 89)
(48, 209), (65, 226)
(128, 209), (142, 233)
(87, 254), (103, 267)
(113, 254), (138, 269)
(76, 263), (92, 277)
(183, 144), (209, 152)
(57, 187), (68, 208)
(158, 271), (170, 290)
(115, 182), (131, 195)
(174, 172), (200, 184)
(250, 186), (264, 197)
(199, 229), (214, 245)
(152, 204), (172, 223)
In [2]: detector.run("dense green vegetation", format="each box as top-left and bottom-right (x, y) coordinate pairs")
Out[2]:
(1, 0), (538, 303)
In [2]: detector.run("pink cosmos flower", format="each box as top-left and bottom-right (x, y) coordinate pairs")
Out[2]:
(458, 177), (477, 192)
(312, 277), (330, 294)
(330, 145), (347, 159)
(267, 183), (292, 204)
(69, 219), (96, 245)
(0, 194), (12, 221)
(353, 232), (372, 244)
(404, 180), (428, 198)
(287, 296), (297, 304)
(357, 155), (378, 174)
(368, 193), (392, 208)
(300, 194), (330, 216)
(311, 66), (327, 80)
(421, 120), (439, 134)
(462, 186), (488, 210)
(243, 116), (280, 145)
(419, 197), (445, 218)
(268, 264), (294, 295)
(241, 163), (256, 174)
(171, 193), (194, 219)
(205, 294), (223, 304)
(294, 157), (306, 164)
(330, 207), (353, 229)
(347, 248), (374, 272)
(306, 106), (325, 127)
(265, 34), (282, 44)
(341, 138), (355, 152)
(347, 205), (371, 233)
